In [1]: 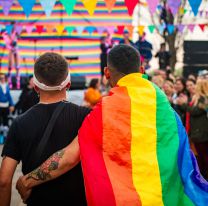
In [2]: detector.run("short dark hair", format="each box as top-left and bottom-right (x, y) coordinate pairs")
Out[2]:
(89, 78), (99, 89)
(34, 52), (68, 86)
(107, 44), (140, 75)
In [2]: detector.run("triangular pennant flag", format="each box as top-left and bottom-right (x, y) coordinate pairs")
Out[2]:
(36, 25), (44, 34)
(188, 24), (195, 32)
(0, 0), (13, 15)
(117, 25), (125, 34)
(146, 0), (159, 14)
(184, 9), (188, 14)
(167, 0), (180, 15)
(179, 7), (184, 15)
(126, 25), (134, 36)
(167, 24), (175, 34)
(60, 0), (77, 16)
(177, 24), (185, 33)
(15, 25), (23, 35)
(25, 25), (33, 34)
(76, 26), (84, 35)
(198, 24), (205, 32)
(104, 0), (116, 13)
(5, 24), (13, 35)
(188, 0), (202, 16)
(65, 26), (75, 35)
(85, 26), (96, 35)
(97, 27), (106, 34)
(56, 25), (65, 35)
(138, 25), (145, 36)
(40, 0), (56, 17)
(82, 0), (97, 16)
(124, 0), (138, 16)
(158, 24), (165, 34)
(45, 25), (54, 33)
(148, 25), (155, 33)
(18, 0), (36, 18)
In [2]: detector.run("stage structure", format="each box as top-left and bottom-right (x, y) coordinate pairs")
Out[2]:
(0, 0), (132, 84)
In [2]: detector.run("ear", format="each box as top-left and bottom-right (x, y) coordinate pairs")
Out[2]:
(34, 85), (40, 93)
(66, 82), (71, 89)
(139, 66), (145, 74)
(104, 67), (110, 80)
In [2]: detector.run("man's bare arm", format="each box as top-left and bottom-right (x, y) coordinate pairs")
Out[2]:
(17, 136), (80, 192)
(0, 157), (18, 206)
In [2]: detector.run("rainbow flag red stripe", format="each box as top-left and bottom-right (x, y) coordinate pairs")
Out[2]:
(79, 73), (208, 206)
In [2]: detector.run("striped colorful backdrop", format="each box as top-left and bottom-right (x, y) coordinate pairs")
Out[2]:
(0, 0), (132, 78)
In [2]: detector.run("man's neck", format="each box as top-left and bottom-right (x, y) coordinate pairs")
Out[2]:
(39, 90), (67, 104)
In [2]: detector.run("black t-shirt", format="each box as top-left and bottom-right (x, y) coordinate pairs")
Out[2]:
(155, 51), (171, 70)
(2, 101), (91, 206)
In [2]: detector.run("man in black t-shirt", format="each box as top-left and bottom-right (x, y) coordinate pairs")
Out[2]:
(0, 53), (90, 206)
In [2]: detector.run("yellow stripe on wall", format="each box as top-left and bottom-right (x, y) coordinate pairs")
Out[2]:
(118, 73), (164, 206)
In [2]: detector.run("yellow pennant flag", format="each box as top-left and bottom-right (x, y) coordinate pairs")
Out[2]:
(56, 25), (65, 35)
(82, 0), (97, 15)
(138, 25), (145, 36)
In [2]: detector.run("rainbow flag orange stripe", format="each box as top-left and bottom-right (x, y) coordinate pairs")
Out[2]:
(79, 73), (208, 206)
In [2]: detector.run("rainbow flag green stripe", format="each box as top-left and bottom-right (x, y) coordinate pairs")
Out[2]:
(79, 73), (208, 206)
(154, 85), (194, 205)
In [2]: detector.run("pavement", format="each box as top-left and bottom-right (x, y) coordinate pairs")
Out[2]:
(0, 89), (85, 206)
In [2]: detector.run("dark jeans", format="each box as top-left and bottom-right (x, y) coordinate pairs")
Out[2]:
(0, 107), (9, 126)
(194, 141), (208, 179)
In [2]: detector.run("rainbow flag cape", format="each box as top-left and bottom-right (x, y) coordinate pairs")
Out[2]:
(79, 73), (208, 206)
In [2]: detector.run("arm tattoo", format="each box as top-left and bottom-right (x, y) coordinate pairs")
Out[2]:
(26, 149), (65, 182)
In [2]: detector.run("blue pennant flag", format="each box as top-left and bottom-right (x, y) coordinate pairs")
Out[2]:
(85, 26), (97, 35)
(6, 24), (13, 35)
(18, 0), (36, 18)
(167, 24), (175, 34)
(40, 0), (56, 17)
(188, 0), (202, 16)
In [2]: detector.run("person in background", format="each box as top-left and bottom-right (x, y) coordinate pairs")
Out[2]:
(0, 73), (14, 128)
(172, 77), (187, 124)
(186, 79), (196, 100)
(162, 79), (174, 103)
(179, 79), (208, 179)
(119, 30), (135, 47)
(155, 43), (171, 71)
(100, 36), (112, 85)
(188, 74), (196, 82)
(83, 78), (102, 108)
(151, 75), (164, 89)
(135, 32), (153, 64)
(1, 21), (20, 89)
(15, 76), (39, 114)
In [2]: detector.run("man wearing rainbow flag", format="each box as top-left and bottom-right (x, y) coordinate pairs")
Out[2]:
(17, 45), (208, 206)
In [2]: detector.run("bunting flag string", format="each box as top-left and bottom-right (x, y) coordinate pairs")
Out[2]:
(0, 0), (207, 17)
(1, 23), (207, 37)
